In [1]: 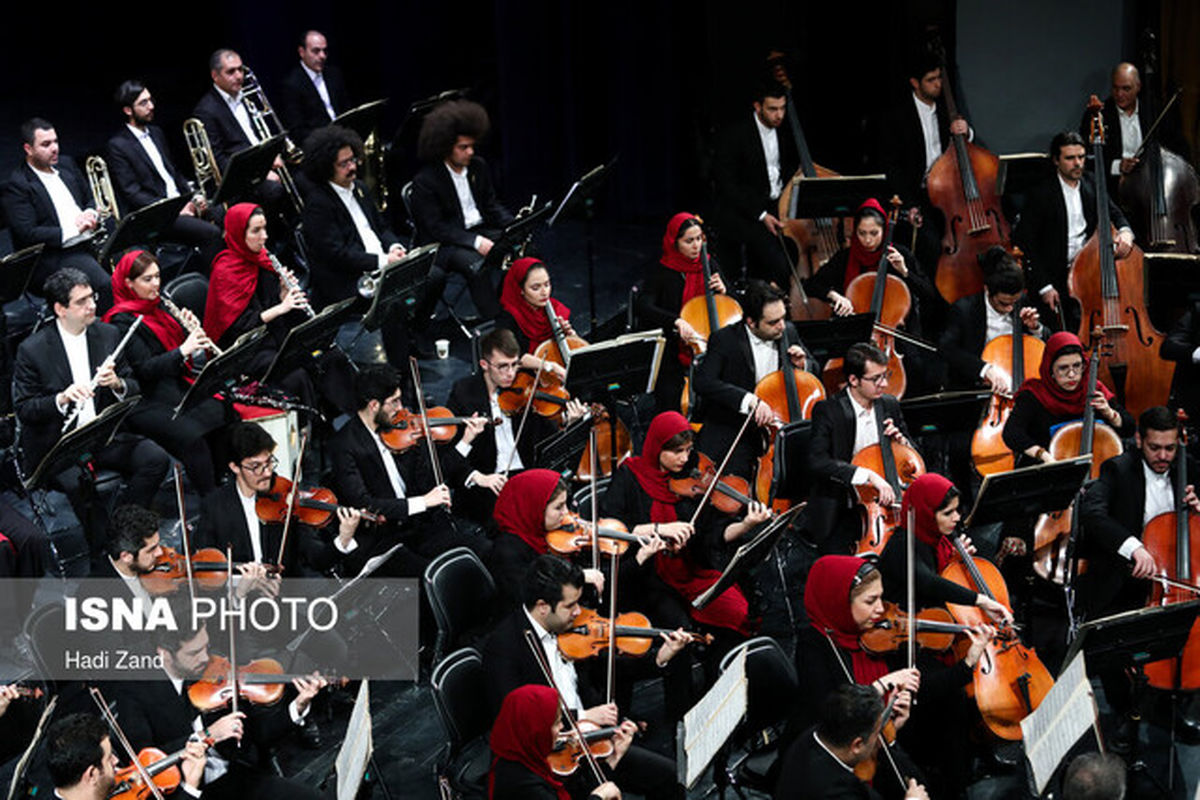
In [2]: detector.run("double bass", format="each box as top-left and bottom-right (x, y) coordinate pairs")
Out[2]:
(1069, 95), (1173, 417)
(926, 36), (1010, 304)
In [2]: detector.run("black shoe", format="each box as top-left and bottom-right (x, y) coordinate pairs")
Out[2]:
(298, 719), (322, 749)
(1108, 714), (1136, 756)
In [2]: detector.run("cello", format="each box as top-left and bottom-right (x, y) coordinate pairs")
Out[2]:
(926, 36), (1010, 304)
(852, 421), (926, 557)
(1069, 95), (1173, 417)
(752, 339), (825, 510)
(678, 241), (741, 418)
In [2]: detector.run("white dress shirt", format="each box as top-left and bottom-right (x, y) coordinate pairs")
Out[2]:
(56, 321), (96, 425)
(32, 167), (86, 244)
(445, 163), (484, 243)
(1117, 460), (1175, 560)
(300, 62), (336, 120)
(329, 181), (387, 266)
(1059, 174), (1087, 263)
(752, 111), (783, 205)
(127, 124), (180, 199)
(848, 390), (880, 486)
(236, 486), (265, 563)
(215, 85), (259, 144)
(524, 607), (583, 713)
(912, 92), (943, 175)
(738, 326), (782, 415)
(368, 419), (427, 515)
(1112, 101), (1142, 175)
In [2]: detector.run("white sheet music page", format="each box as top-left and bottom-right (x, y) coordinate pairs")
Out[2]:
(677, 647), (748, 788)
(336, 680), (373, 800)
(1021, 652), (1097, 795)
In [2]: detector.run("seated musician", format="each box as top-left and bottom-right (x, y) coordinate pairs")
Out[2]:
(202, 202), (317, 414)
(1077, 406), (1200, 746)
(105, 250), (231, 496)
(408, 99), (513, 325)
(1161, 297), (1200, 436)
(635, 212), (728, 414)
(1011, 131), (1133, 334)
(481, 554), (687, 800)
(106, 80), (223, 270)
(806, 342), (912, 554)
(495, 257), (579, 381)
(774, 684), (929, 800)
(111, 613), (325, 800)
(44, 712), (192, 800)
(279, 30), (350, 149)
(97, 504), (163, 596)
(1062, 752), (1127, 800)
(12, 268), (170, 546)
(693, 280), (811, 481)
(489, 684), (627, 800)
(326, 364), (491, 576)
(1, 118), (112, 309)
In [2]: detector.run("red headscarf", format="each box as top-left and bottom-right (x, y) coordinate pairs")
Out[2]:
(841, 198), (888, 291)
(804, 555), (889, 685)
(493, 469), (563, 554)
(203, 203), (275, 345)
(624, 411), (689, 523)
(660, 212), (706, 303)
(488, 684), (569, 800)
(103, 249), (184, 351)
(1016, 331), (1113, 417)
(902, 473), (958, 572)
(500, 258), (571, 352)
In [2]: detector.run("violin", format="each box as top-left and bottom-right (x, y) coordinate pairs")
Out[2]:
(1069, 95), (1172, 417)
(859, 601), (1011, 656)
(255, 474), (385, 528)
(108, 735), (215, 800)
(557, 607), (713, 661)
(497, 370), (571, 420)
(852, 435), (926, 557)
(545, 512), (646, 558)
(575, 407), (633, 483)
(187, 655), (346, 712)
(852, 693), (898, 783)
(139, 546), (282, 595)
(379, 407), (497, 452)
(548, 724), (618, 776)
(668, 451), (760, 516)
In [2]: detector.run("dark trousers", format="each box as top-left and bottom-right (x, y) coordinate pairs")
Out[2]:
(32, 246), (113, 312)
(0, 501), (47, 639)
(167, 213), (224, 273)
(206, 763), (323, 800)
(564, 743), (684, 800)
(412, 230), (502, 324)
(715, 211), (792, 289)
(127, 398), (231, 496)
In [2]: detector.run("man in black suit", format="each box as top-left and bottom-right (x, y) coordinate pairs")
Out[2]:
(12, 269), (170, 544)
(279, 30), (350, 148)
(775, 684), (928, 800)
(43, 713), (164, 800)
(710, 80), (798, 288)
(806, 342), (913, 554)
(481, 555), (688, 800)
(1012, 131), (1134, 334)
(96, 505), (163, 595)
(409, 99), (513, 324)
(694, 280), (812, 480)
(1162, 298), (1200, 436)
(1, 118), (111, 308)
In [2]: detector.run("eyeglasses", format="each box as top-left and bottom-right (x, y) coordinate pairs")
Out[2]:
(239, 455), (278, 475)
(486, 360), (519, 373)
(861, 370), (891, 386)
(336, 156), (360, 169)
(70, 292), (99, 308)
(1053, 362), (1085, 377)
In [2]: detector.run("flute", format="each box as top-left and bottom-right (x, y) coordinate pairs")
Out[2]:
(160, 294), (224, 356)
(62, 315), (143, 432)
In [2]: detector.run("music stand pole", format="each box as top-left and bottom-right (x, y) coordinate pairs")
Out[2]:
(586, 196), (597, 332)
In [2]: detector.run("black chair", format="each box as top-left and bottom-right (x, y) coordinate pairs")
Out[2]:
(424, 547), (498, 663)
(430, 647), (491, 799)
(162, 272), (209, 321)
(571, 478), (611, 520)
(713, 636), (800, 798)
(401, 180), (474, 334)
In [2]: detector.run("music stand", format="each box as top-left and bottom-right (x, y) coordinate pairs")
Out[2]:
(0, 244), (43, 301)
(264, 297), (358, 385)
(24, 397), (140, 492)
(172, 326), (270, 419)
(997, 152), (1052, 198)
(763, 420), (813, 505)
(479, 201), (555, 271)
(900, 390), (992, 437)
(787, 174), (891, 220)
(214, 136), (287, 206)
(534, 417), (593, 477)
(564, 332), (666, 403)
(963, 456), (1091, 529)
(1145, 252), (1200, 331)
(360, 243), (439, 330)
(98, 195), (188, 268)
(692, 504), (805, 610)
(1062, 601), (1200, 675)
(791, 313), (874, 366)
(332, 99), (388, 141)
(548, 157), (618, 329)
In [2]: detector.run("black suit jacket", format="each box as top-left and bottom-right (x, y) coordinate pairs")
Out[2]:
(1078, 96), (1188, 194)
(12, 322), (140, 472)
(693, 321), (809, 428)
(940, 292), (1046, 388)
(1162, 299), (1200, 420)
(711, 113), (798, 223)
(878, 92), (952, 207)
(106, 125), (188, 213)
(192, 87), (254, 171)
(301, 179), (400, 305)
(1, 158), (92, 250)
(279, 64), (350, 147)
(1011, 172), (1130, 297)
(446, 373), (552, 475)
(774, 727), (880, 800)
(410, 156), (513, 248)
(805, 392), (909, 546)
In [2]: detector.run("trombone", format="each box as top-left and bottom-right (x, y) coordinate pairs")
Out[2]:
(241, 66), (304, 213)
(183, 117), (221, 207)
(85, 155), (120, 225)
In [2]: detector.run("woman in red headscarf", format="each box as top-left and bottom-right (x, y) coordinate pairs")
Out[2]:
(488, 684), (626, 800)
(1002, 331), (1133, 467)
(105, 249), (231, 494)
(494, 258), (577, 380)
(635, 213), (729, 413)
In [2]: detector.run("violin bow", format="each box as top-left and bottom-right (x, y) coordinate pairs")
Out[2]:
(274, 430), (309, 570)
(688, 401), (759, 527)
(226, 545), (240, 722)
(522, 630), (608, 786)
(505, 357), (549, 477)
(408, 357), (446, 488)
(89, 686), (168, 800)
(174, 463), (196, 606)
(589, 426), (600, 572)
(905, 504), (916, 670)
(605, 514), (620, 707)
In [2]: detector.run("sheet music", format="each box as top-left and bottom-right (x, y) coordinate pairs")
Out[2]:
(336, 680), (373, 800)
(677, 647), (747, 788)
(1021, 652), (1097, 795)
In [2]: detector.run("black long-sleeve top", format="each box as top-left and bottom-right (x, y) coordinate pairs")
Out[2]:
(1001, 391), (1134, 464)
(877, 528), (978, 608)
(806, 244), (936, 336)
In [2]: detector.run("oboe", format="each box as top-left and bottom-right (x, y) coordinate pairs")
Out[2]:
(62, 315), (144, 432)
(160, 294), (224, 356)
(268, 254), (315, 319)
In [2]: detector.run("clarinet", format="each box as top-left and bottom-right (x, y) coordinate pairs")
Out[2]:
(160, 294), (224, 356)
(268, 253), (316, 319)
(62, 315), (144, 432)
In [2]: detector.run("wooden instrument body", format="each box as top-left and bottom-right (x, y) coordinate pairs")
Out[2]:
(971, 334), (1045, 476)
(753, 368), (825, 509)
(851, 440), (926, 556)
(1119, 145), (1200, 254)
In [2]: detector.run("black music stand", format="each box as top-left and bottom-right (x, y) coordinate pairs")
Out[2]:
(763, 420), (814, 505)
(361, 243), (439, 330)
(787, 174), (891, 220)
(564, 332), (666, 403)
(0, 244), (43, 301)
(98, 195), (189, 268)
(900, 390), (992, 437)
(534, 417), (593, 478)
(1145, 252), (1200, 331)
(214, 136), (287, 205)
(693, 504), (805, 610)
(263, 297), (358, 385)
(479, 201), (555, 271)
(964, 456), (1091, 529)
(172, 326), (270, 419)
(997, 152), (1052, 199)
(333, 99), (388, 141)
(1063, 601), (1200, 676)
(791, 313), (874, 366)
(24, 397), (140, 492)
(548, 158), (618, 330)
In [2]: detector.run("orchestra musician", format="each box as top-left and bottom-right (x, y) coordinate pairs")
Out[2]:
(1, 118), (112, 309)
(709, 80), (797, 288)
(279, 30), (350, 148)
(806, 342), (913, 554)
(496, 257), (578, 371)
(480, 554), (687, 800)
(12, 267), (171, 544)
(44, 713), (183, 800)
(489, 684), (627, 800)
(97, 504), (164, 599)
(105, 250), (231, 496)
(106, 80), (224, 269)
(1011, 131), (1134, 334)
(409, 98), (513, 325)
(693, 280), (812, 481)
(635, 212), (728, 413)
(1062, 752), (1127, 800)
